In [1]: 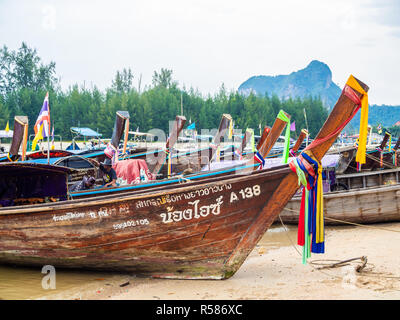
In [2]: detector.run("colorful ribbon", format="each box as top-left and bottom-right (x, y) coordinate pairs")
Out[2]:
(345, 75), (369, 165)
(228, 119), (233, 140)
(165, 148), (172, 177)
(234, 148), (243, 160)
(248, 128), (256, 153)
(289, 152), (325, 264)
(277, 110), (290, 164)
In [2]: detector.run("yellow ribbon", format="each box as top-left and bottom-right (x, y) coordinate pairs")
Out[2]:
(167, 154), (172, 177)
(228, 119), (233, 140)
(316, 166), (324, 244)
(216, 146), (221, 162)
(346, 75), (368, 165)
(31, 123), (44, 151)
(21, 124), (28, 161)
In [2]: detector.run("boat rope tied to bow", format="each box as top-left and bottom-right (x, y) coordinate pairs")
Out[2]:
(289, 153), (325, 264)
(277, 110), (291, 164)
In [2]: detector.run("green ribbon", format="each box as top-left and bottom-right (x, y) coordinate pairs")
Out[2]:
(292, 159), (310, 264)
(277, 110), (291, 164)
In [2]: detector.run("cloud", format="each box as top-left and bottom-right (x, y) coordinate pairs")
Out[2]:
(0, 0), (399, 105)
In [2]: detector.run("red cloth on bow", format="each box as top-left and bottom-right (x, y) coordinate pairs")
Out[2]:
(113, 159), (155, 184)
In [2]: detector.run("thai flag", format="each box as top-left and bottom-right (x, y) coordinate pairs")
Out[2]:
(34, 92), (50, 138)
(254, 151), (265, 169)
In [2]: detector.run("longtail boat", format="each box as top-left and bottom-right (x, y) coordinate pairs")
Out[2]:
(334, 131), (397, 174)
(0, 76), (368, 279)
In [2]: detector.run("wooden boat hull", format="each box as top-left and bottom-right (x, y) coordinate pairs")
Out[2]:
(0, 166), (297, 279)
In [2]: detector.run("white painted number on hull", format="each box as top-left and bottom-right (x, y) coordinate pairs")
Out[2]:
(230, 185), (261, 203)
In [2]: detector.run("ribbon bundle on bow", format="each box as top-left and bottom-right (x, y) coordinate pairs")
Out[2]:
(289, 153), (325, 264)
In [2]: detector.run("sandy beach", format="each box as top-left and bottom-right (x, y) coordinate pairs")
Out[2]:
(36, 220), (400, 300)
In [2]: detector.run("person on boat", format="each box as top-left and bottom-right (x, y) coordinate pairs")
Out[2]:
(69, 176), (96, 192)
(98, 158), (117, 187)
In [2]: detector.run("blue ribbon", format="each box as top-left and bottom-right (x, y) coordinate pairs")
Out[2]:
(299, 153), (325, 254)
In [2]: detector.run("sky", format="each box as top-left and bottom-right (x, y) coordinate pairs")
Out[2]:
(0, 0), (399, 105)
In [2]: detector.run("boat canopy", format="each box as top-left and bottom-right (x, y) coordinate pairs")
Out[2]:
(70, 127), (102, 137)
(0, 163), (73, 207)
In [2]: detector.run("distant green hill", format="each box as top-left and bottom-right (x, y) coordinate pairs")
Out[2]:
(348, 104), (400, 133)
(238, 60), (400, 130)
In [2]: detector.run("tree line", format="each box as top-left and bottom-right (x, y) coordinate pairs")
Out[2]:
(0, 42), (329, 141)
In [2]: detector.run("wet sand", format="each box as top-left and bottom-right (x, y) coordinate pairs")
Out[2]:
(36, 221), (400, 300)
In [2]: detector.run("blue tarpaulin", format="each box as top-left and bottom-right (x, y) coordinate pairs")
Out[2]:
(70, 127), (102, 137)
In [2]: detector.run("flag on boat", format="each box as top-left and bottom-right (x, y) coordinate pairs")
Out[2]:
(31, 92), (50, 151)
(290, 121), (296, 132)
(377, 124), (382, 134)
(187, 122), (195, 130)
(254, 150), (265, 169)
(5, 121), (9, 132)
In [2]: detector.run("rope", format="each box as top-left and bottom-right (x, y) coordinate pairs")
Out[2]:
(365, 152), (397, 169)
(276, 215), (349, 280)
(305, 104), (360, 152)
(277, 214), (400, 281)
